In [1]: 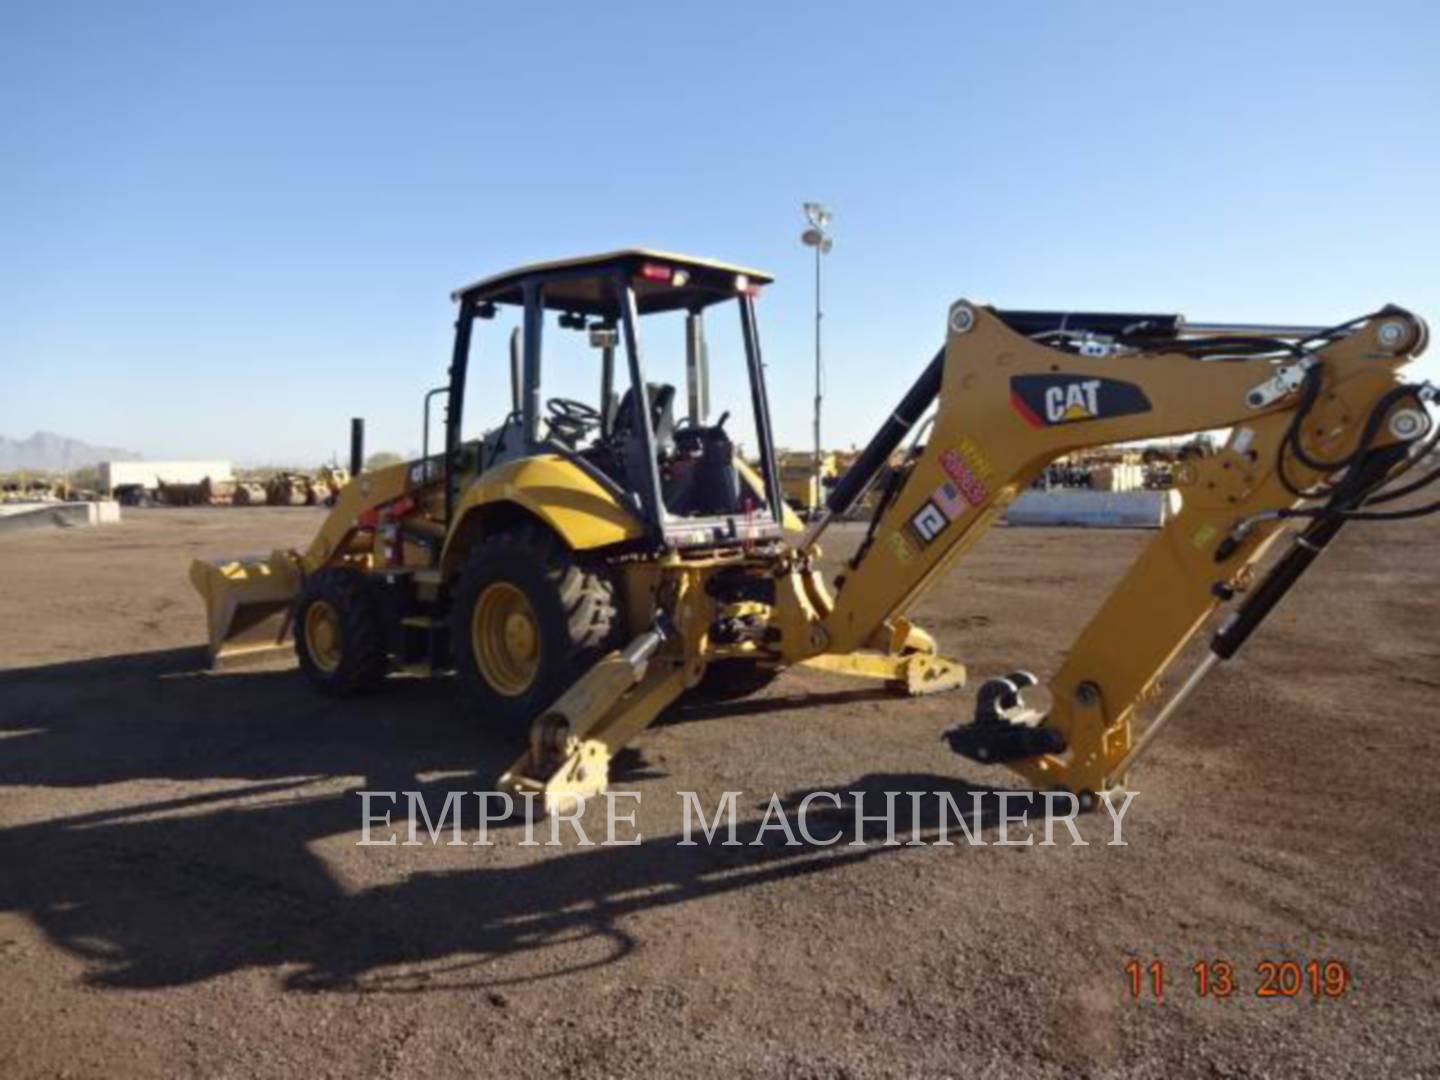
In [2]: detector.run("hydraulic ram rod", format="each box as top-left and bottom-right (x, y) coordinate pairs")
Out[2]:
(1179, 321), (1330, 339)
(1104, 519), (1345, 789)
(1106, 652), (1221, 786)
(1104, 516), (1344, 787)
(1106, 444), (1407, 787)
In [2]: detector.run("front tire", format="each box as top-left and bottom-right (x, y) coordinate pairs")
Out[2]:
(450, 524), (619, 738)
(294, 567), (388, 696)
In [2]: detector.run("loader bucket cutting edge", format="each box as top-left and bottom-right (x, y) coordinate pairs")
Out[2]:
(189, 552), (302, 668)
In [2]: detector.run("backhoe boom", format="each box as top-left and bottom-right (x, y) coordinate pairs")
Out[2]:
(816, 301), (1430, 795)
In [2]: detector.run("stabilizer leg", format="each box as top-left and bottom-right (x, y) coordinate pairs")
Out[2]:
(499, 624), (687, 815)
(800, 651), (966, 694)
(800, 616), (967, 695)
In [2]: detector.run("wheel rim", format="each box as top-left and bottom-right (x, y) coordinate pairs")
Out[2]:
(472, 582), (540, 696)
(304, 599), (343, 674)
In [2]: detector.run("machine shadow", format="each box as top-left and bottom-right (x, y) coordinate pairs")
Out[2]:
(663, 684), (898, 724)
(0, 646), (506, 790)
(0, 648), (1001, 994)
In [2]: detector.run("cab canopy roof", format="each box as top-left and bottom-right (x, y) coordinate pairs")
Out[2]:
(451, 249), (773, 317)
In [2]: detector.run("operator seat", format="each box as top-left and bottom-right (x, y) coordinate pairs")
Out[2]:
(613, 383), (677, 457)
(665, 420), (743, 516)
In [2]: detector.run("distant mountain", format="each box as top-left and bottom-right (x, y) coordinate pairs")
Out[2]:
(0, 432), (141, 472)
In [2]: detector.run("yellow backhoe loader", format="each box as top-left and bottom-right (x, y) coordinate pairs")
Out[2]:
(191, 250), (1437, 813)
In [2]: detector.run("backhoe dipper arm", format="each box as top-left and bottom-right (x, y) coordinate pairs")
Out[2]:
(821, 301), (1429, 796)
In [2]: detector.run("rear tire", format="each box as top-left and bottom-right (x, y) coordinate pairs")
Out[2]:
(450, 524), (620, 738)
(294, 567), (388, 697)
(690, 659), (780, 702)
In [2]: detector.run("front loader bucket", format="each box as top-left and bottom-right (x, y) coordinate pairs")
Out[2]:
(189, 551), (302, 668)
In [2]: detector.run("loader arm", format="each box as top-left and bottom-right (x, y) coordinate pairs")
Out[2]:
(190, 460), (427, 666)
(817, 301), (1431, 795)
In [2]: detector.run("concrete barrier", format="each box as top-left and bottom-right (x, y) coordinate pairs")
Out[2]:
(1006, 490), (1172, 529)
(0, 501), (123, 535)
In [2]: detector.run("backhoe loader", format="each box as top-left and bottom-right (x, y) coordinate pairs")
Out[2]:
(191, 250), (1437, 813)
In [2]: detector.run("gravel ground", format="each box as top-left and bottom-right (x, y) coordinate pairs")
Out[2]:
(2, 507), (1437, 1078)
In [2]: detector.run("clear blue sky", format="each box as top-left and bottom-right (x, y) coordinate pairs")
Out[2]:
(3, 1), (1438, 464)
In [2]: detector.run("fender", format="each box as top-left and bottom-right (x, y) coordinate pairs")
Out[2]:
(440, 455), (645, 573)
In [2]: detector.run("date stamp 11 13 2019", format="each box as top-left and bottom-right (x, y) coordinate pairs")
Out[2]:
(1125, 958), (1352, 1002)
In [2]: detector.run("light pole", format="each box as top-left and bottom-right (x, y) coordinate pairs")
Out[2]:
(801, 202), (833, 517)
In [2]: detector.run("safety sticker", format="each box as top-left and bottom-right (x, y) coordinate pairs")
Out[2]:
(955, 436), (995, 482)
(940, 449), (990, 505)
(887, 530), (915, 564)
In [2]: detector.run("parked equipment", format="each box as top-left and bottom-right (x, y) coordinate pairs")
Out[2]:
(777, 450), (838, 517)
(191, 250), (1436, 812)
(157, 476), (234, 506)
(265, 473), (312, 507)
(234, 481), (268, 506)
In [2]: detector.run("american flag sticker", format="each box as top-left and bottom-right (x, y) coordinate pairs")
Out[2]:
(932, 480), (968, 520)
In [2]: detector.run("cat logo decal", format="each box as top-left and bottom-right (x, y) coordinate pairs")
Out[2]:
(1010, 374), (1152, 427)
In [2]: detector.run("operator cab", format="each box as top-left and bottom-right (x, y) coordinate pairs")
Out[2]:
(438, 251), (787, 549)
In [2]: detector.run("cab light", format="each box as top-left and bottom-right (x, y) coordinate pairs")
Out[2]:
(735, 274), (762, 297)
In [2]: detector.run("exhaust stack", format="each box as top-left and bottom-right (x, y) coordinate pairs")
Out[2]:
(350, 417), (365, 476)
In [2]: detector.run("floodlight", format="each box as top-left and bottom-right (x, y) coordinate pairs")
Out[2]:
(803, 202), (833, 230)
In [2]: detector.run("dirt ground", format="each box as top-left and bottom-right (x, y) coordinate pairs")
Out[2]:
(2, 507), (1437, 1078)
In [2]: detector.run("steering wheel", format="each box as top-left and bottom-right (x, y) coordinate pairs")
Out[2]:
(545, 397), (602, 442)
